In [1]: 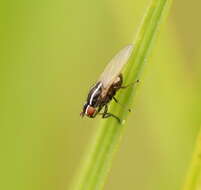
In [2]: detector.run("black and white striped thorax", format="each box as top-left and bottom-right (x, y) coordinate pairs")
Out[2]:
(87, 82), (103, 107)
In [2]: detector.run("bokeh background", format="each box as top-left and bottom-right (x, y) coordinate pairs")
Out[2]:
(1, 0), (201, 189)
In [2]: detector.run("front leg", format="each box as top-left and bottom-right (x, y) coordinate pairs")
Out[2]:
(100, 105), (121, 123)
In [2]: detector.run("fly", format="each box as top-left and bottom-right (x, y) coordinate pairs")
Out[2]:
(80, 45), (134, 122)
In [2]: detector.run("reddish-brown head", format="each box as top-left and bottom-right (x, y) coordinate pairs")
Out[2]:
(85, 106), (96, 117)
(80, 103), (96, 118)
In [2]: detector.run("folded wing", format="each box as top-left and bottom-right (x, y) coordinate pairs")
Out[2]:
(98, 45), (133, 88)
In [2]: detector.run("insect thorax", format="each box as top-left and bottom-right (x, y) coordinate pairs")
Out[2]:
(86, 82), (103, 107)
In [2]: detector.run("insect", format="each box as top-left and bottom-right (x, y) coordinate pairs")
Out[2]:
(80, 45), (134, 122)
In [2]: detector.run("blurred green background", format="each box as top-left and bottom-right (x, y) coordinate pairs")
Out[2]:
(1, 0), (200, 189)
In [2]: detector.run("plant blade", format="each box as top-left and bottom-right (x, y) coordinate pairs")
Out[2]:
(72, 0), (172, 189)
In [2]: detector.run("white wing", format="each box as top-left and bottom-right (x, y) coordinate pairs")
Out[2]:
(98, 45), (133, 88)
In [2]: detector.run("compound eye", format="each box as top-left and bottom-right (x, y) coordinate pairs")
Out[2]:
(86, 106), (96, 117)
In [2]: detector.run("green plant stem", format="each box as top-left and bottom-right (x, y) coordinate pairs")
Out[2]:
(183, 128), (201, 190)
(72, 0), (172, 189)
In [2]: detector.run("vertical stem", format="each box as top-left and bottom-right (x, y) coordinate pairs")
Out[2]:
(72, 0), (172, 189)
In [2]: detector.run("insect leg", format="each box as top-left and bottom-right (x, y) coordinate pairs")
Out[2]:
(120, 79), (140, 89)
(100, 105), (121, 123)
(112, 97), (131, 112)
(113, 96), (118, 103)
